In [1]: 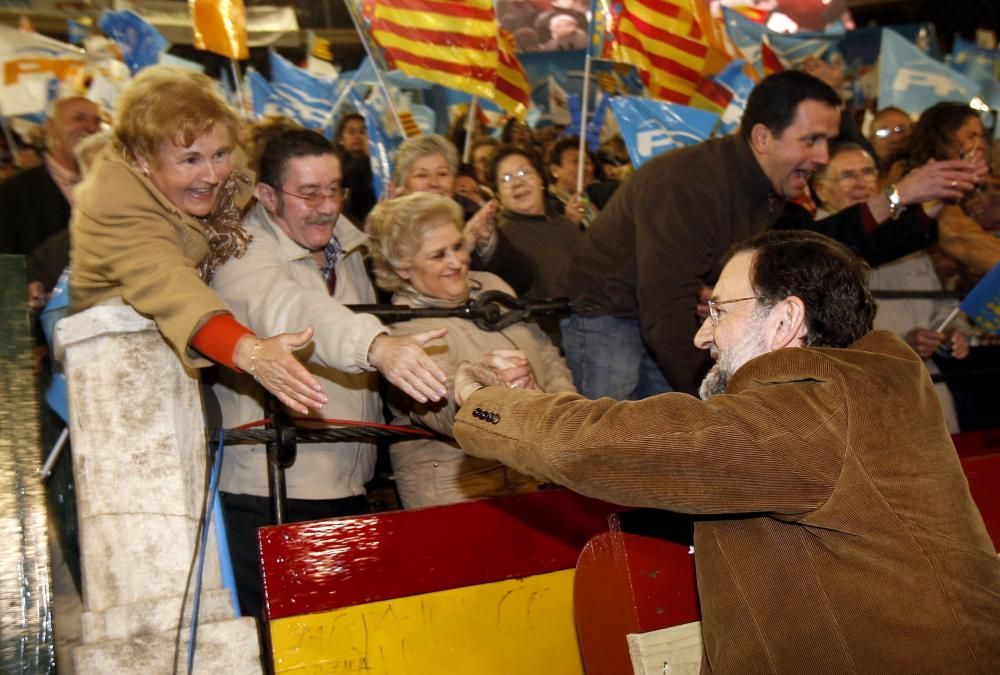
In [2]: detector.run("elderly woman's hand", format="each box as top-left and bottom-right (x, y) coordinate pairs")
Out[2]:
(483, 349), (538, 390)
(369, 330), (449, 403)
(464, 200), (499, 255)
(234, 328), (328, 414)
(454, 360), (503, 406)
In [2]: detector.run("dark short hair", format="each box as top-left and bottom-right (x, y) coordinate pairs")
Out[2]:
(726, 229), (875, 348)
(258, 129), (338, 188)
(487, 143), (547, 192)
(904, 101), (979, 169)
(333, 112), (365, 146)
(740, 71), (842, 141)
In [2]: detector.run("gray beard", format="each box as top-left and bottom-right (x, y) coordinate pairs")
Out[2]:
(698, 322), (771, 401)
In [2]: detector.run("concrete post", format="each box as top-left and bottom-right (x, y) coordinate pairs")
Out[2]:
(55, 303), (261, 674)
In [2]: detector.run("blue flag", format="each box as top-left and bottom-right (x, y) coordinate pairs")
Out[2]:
(713, 60), (755, 136)
(950, 38), (999, 89)
(67, 19), (90, 46)
(960, 263), (1000, 335)
(246, 69), (274, 120)
(609, 96), (718, 169)
(765, 29), (843, 70)
(268, 50), (336, 129)
(722, 7), (765, 77)
(878, 28), (980, 116)
(349, 90), (394, 200)
(98, 9), (169, 75)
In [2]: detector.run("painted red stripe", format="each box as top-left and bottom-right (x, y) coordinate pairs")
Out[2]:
(372, 17), (497, 51)
(383, 45), (496, 81)
(377, 0), (496, 22)
(259, 488), (624, 620)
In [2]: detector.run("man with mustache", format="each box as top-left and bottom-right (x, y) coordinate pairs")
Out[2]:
(210, 129), (448, 619)
(451, 229), (999, 672)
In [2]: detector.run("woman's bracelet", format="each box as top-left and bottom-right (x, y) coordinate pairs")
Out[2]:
(249, 338), (263, 381)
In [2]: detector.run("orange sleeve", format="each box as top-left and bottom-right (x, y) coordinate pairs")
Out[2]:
(190, 313), (254, 371)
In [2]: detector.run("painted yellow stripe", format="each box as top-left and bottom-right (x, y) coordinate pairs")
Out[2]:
(373, 31), (497, 68)
(376, 7), (498, 37)
(270, 569), (583, 674)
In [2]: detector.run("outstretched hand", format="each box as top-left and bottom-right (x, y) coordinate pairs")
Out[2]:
(898, 157), (988, 215)
(369, 329), (449, 403)
(234, 327), (328, 414)
(454, 360), (503, 406)
(482, 349), (538, 390)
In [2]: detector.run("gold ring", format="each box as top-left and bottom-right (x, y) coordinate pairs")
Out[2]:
(951, 180), (957, 189)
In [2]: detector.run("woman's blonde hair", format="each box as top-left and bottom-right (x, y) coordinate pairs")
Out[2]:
(366, 192), (464, 293)
(113, 66), (239, 165)
(392, 134), (459, 186)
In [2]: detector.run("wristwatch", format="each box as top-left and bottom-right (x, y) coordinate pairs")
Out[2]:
(884, 184), (904, 220)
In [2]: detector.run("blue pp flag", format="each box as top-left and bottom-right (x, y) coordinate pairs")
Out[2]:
(98, 9), (169, 75)
(960, 263), (1000, 335)
(765, 29), (843, 70)
(713, 60), (755, 136)
(349, 90), (394, 200)
(246, 69), (274, 120)
(722, 7), (765, 77)
(268, 50), (336, 129)
(878, 29), (980, 116)
(609, 96), (718, 169)
(950, 38), (999, 89)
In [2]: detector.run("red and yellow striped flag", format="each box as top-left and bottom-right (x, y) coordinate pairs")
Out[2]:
(612, 0), (710, 104)
(494, 29), (530, 120)
(398, 110), (422, 137)
(190, 0), (248, 60)
(371, 0), (498, 100)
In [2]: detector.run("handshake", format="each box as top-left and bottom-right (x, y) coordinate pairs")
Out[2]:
(455, 349), (538, 406)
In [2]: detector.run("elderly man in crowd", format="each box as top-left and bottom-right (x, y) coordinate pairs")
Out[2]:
(0, 95), (102, 305)
(453, 229), (999, 673)
(812, 141), (969, 431)
(211, 128), (448, 618)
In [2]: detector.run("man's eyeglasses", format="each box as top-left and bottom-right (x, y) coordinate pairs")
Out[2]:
(275, 186), (347, 207)
(499, 167), (537, 184)
(873, 125), (909, 139)
(834, 167), (878, 184)
(707, 296), (766, 326)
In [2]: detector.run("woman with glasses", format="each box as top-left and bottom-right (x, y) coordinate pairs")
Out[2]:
(70, 67), (325, 414)
(488, 144), (584, 302)
(366, 191), (576, 507)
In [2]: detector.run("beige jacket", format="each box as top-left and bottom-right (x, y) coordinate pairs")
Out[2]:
(388, 271), (576, 507)
(211, 203), (387, 500)
(454, 331), (999, 673)
(70, 149), (253, 368)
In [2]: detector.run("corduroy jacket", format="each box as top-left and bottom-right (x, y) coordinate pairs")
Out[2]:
(454, 330), (1000, 673)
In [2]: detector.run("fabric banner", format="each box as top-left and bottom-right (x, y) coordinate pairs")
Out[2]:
(349, 89), (394, 200)
(98, 9), (170, 76)
(268, 50), (336, 129)
(713, 59), (755, 135)
(878, 28), (980, 116)
(609, 94), (717, 168)
(0, 24), (85, 116)
(960, 262), (1000, 335)
(190, 0), (249, 60)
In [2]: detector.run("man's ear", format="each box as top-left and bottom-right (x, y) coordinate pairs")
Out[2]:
(256, 182), (279, 213)
(769, 296), (808, 350)
(749, 123), (773, 156)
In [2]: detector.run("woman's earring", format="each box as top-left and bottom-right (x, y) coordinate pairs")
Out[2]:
(141, 165), (150, 177)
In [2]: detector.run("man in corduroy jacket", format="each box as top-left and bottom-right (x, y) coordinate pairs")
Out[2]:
(453, 229), (1000, 673)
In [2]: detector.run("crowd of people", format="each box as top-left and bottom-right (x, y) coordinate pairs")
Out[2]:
(1, 57), (998, 665)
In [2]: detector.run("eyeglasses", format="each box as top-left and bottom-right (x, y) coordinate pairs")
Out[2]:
(499, 167), (537, 185)
(275, 185), (346, 207)
(873, 125), (909, 139)
(833, 167), (878, 184)
(707, 295), (766, 327)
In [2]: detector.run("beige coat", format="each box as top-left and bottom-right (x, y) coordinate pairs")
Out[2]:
(388, 271), (576, 508)
(454, 331), (1000, 673)
(70, 149), (252, 368)
(210, 203), (387, 500)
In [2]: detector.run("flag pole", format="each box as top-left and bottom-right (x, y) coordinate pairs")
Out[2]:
(343, 0), (405, 137)
(230, 59), (250, 121)
(463, 97), (477, 163)
(576, 53), (593, 195)
(934, 306), (961, 333)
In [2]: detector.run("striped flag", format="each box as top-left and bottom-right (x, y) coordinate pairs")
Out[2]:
(612, 0), (711, 104)
(371, 0), (498, 100)
(397, 109), (422, 137)
(495, 29), (530, 120)
(190, 0), (248, 60)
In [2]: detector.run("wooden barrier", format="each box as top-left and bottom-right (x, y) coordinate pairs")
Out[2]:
(258, 431), (1000, 674)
